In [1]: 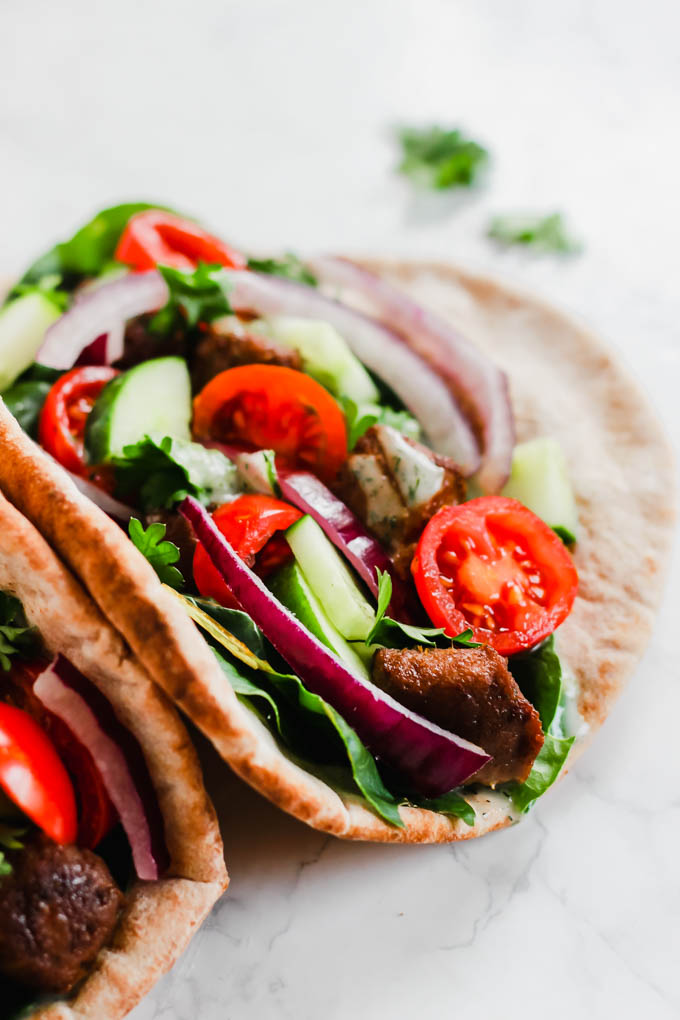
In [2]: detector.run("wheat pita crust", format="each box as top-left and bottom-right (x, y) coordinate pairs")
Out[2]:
(0, 261), (674, 847)
(0, 491), (227, 1018)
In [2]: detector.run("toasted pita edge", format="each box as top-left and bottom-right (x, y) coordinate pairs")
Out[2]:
(0, 259), (674, 848)
(0, 490), (227, 1020)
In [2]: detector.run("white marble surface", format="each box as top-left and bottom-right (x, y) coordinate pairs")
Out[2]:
(2, 1), (679, 1017)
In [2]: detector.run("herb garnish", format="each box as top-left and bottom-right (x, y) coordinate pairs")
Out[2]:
(128, 518), (183, 589)
(487, 212), (581, 253)
(396, 125), (488, 190)
(0, 593), (35, 670)
(0, 824), (26, 877)
(247, 254), (317, 287)
(366, 571), (481, 650)
(150, 263), (233, 335)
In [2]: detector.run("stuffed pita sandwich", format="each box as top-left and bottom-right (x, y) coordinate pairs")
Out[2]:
(0, 204), (674, 844)
(0, 481), (226, 1016)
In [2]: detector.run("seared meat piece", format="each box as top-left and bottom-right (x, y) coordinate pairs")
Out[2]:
(372, 645), (544, 785)
(0, 837), (123, 994)
(145, 508), (198, 581)
(336, 424), (465, 575)
(116, 315), (189, 369)
(191, 316), (302, 392)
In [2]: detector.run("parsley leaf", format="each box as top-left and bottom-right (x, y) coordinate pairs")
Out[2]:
(396, 125), (488, 190)
(149, 263), (232, 335)
(247, 254), (317, 287)
(113, 435), (239, 511)
(487, 212), (581, 253)
(0, 823), (27, 876)
(366, 571), (481, 650)
(128, 518), (183, 589)
(0, 593), (35, 671)
(341, 398), (421, 451)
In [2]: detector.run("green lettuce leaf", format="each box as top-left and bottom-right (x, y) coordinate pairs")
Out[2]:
(128, 518), (183, 589)
(506, 635), (574, 812)
(19, 202), (174, 285)
(411, 790), (475, 826)
(113, 435), (239, 511)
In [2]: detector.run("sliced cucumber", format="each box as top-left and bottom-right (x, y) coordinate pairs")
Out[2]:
(85, 356), (191, 461)
(285, 514), (376, 641)
(256, 316), (379, 405)
(0, 294), (62, 391)
(502, 437), (579, 542)
(268, 562), (370, 680)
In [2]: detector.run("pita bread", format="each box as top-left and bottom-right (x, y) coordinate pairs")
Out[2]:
(0, 261), (674, 845)
(0, 490), (227, 1018)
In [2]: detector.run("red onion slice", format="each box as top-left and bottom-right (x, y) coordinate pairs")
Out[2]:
(180, 495), (490, 795)
(34, 654), (169, 880)
(310, 256), (515, 493)
(37, 271), (168, 370)
(278, 469), (408, 614)
(222, 270), (480, 475)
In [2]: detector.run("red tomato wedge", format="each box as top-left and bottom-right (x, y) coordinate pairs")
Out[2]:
(115, 210), (246, 272)
(412, 496), (578, 655)
(4, 660), (116, 849)
(39, 366), (118, 476)
(193, 495), (302, 608)
(192, 365), (348, 483)
(0, 703), (77, 844)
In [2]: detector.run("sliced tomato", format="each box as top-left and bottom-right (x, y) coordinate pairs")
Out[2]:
(4, 661), (117, 849)
(115, 210), (246, 272)
(192, 365), (348, 483)
(0, 703), (77, 844)
(412, 496), (578, 655)
(193, 494), (302, 608)
(38, 366), (119, 476)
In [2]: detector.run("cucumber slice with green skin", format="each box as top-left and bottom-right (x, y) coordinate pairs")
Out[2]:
(268, 562), (370, 680)
(255, 316), (380, 405)
(285, 514), (376, 641)
(0, 294), (62, 391)
(85, 356), (192, 462)
(502, 437), (579, 543)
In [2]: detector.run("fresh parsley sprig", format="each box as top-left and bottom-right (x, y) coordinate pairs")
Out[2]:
(396, 125), (489, 190)
(150, 262), (233, 336)
(128, 518), (184, 590)
(487, 212), (581, 253)
(366, 571), (481, 650)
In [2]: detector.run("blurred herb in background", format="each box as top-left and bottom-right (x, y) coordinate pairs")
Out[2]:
(487, 212), (581, 253)
(396, 126), (488, 190)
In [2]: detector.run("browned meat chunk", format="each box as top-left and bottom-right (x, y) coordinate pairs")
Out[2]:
(372, 645), (544, 785)
(191, 318), (302, 392)
(145, 508), (198, 579)
(336, 424), (465, 576)
(0, 838), (123, 994)
(116, 315), (188, 369)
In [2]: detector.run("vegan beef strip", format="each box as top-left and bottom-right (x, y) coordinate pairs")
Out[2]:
(190, 317), (302, 392)
(372, 644), (544, 785)
(336, 424), (465, 575)
(0, 836), (123, 994)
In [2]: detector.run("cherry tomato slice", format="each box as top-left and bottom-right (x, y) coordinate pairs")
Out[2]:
(193, 494), (302, 608)
(192, 365), (348, 483)
(0, 703), (77, 844)
(3, 660), (117, 849)
(38, 366), (119, 476)
(115, 210), (246, 272)
(412, 496), (578, 655)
